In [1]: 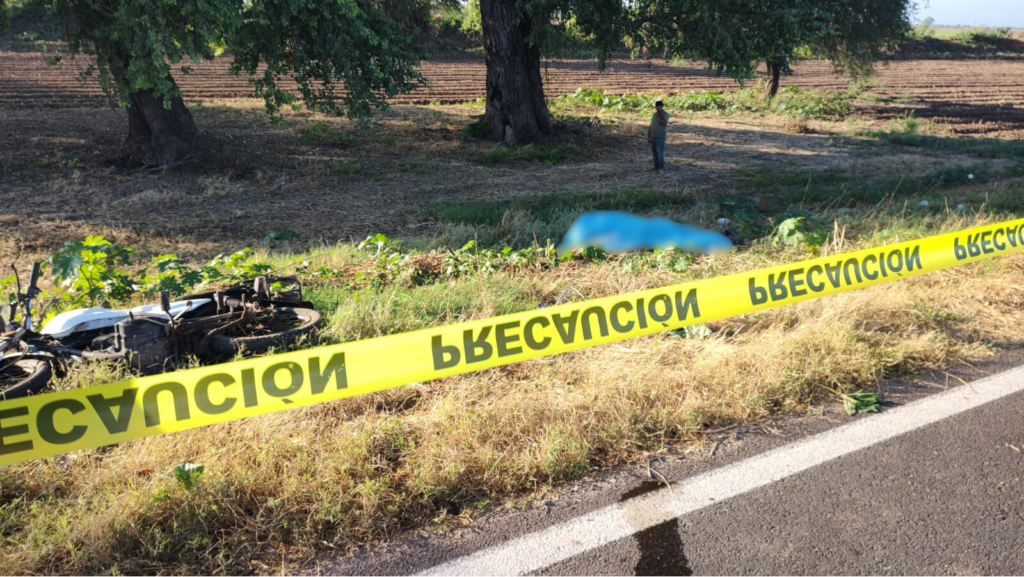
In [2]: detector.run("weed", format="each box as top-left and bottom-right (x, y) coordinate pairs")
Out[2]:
(530, 144), (578, 166)
(479, 145), (515, 165)
(39, 237), (273, 314)
(173, 463), (205, 489)
(888, 112), (921, 134)
(458, 118), (490, 142)
(299, 122), (354, 146)
(263, 230), (300, 246)
(841, 390), (882, 415)
(773, 215), (828, 252)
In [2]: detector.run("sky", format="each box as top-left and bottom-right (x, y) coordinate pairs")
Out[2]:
(914, 0), (1024, 28)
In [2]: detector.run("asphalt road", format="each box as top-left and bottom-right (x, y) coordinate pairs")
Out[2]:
(320, 349), (1024, 576)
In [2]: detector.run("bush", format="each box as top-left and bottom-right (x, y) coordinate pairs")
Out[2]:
(460, 0), (481, 33)
(40, 236), (272, 313)
(555, 86), (851, 119)
(889, 113), (920, 134)
(951, 26), (1013, 45)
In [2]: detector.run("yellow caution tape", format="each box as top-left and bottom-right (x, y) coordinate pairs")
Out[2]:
(2, 219), (1023, 466)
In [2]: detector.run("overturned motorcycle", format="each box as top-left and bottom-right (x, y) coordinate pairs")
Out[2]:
(0, 263), (322, 400)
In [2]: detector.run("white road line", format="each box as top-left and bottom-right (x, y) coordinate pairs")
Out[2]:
(419, 364), (1024, 576)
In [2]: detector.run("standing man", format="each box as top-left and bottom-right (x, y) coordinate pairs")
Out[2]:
(646, 100), (669, 174)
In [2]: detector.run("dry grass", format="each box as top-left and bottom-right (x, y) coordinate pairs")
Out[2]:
(2, 213), (1023, 573)
(783, 118), (813, 134)
(3, 79), (1024, 573)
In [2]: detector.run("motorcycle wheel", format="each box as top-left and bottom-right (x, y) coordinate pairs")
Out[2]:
(0, 356), (52, 400)
(206, 307), (322, 357)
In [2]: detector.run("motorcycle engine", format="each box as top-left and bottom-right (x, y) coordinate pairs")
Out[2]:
(114, 317), (174, 375)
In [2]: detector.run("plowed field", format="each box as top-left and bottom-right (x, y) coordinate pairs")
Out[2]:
(2, 53), (1023, 137)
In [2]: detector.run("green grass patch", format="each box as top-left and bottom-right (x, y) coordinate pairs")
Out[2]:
(555, 86), (852, 119)
(298, 121), (357, 146)
(459, 118), (491, 142)
(427, 189), (705, 249)
(430, 189), (696, 227)
(741, 163), (1020, 206)
(474, 143), (583, 167)
(858, 131), (1024, 160)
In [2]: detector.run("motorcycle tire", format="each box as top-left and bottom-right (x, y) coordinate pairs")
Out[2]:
(0, 356), (52, 400)
(206, 307), (322, 357)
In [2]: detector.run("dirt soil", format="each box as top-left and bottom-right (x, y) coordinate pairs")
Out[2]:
(3, 54), (1023, 137)
(1, 55), (1021, 264)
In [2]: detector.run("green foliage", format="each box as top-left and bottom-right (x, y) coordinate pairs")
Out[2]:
(460, 0), (480, 32)
(842, 390), (881, 415)
(557, 86), (851, 118)
(950, 26), (1013, 46)
(740, 162), (1015, 213)
(909, 19), (935, 40)
(173, 463), (205, 489)
(0, 0), (11, 31)
(430, 189), (694, 227)
(458, 118), (491, 142)
(299, 122), (354, 146)
(29, 0), (424, 119)
(860, 131), (1024, 161)
(629, 0), (912, 88)
(49, 236), (136, 308)
(43, 237), (272, 312)
(480, 145), (515, 166)
(772, 215), (827, 252)
(229, 0), (426, 118)
(263, 230), (301, 245)
(514, 0), (625, 66)
(718, 195), (768, 240)
(888, 112), (920, 134)
(306, 234), (578, 290)
(474, 142), (582, 166)
(558, 87), (725, 112)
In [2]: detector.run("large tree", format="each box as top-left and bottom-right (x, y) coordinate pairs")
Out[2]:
(475, 0), (912, 143)
(1, 0), (425, 167)
(479, 0), (623, 145)
(635, 0), (913, 100)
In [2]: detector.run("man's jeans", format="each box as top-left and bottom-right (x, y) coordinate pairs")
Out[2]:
(650, 137), (666, 170)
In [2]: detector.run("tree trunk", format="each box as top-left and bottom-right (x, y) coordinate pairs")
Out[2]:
(121, 86), (198, 167)
(106, 49), (198, 167)
(480, 0), (552, 146)
(760, 60), (782, 102)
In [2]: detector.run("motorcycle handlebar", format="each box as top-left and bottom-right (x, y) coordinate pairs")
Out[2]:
(28, 263), (40, 293)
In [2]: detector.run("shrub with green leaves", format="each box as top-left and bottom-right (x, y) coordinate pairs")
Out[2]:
(773, 215), (828, 252)
(39, 236), (273, 316)
(49, 236), (136, 308)
(555, 86), (851, 119)
(173, 463), (205, 489)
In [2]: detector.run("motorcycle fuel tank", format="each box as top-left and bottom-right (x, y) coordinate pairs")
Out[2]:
(40, 299), (212, 339)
